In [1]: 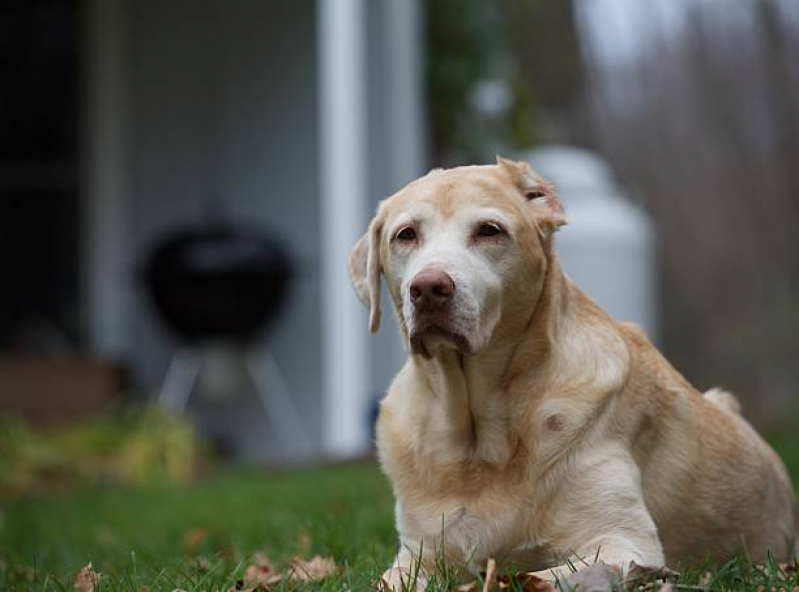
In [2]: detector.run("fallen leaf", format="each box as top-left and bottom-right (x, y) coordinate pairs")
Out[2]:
(183, 528), (207, 554)
(242, 563), (282, 588)
(697, 571), (713, 588)
(451, 583), (479, 592)
(483, 558), (498, 592)
(778, 561), (797, 574)
(498, 572), (555, 592)
(451, 569), (557, 592)
(512, 573), (557, 592)
(141, 586), (150, 592)
(251, 552), (274, 570)
(74, 563), (101, 592)
(287, 555), (337, 583)
(195, 556), (213, 572)
(564, 562), (622, 592)
(623, 562), (678, 588)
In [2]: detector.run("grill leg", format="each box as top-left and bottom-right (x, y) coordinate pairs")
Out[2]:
(246, 350), (315, 460)
(158, 348), (202, 414)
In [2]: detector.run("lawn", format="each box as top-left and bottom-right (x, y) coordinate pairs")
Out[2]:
(1, 462), (397, 591)
(2, 438), (798, 591)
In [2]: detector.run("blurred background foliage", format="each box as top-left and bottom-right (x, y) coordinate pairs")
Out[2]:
(429, 0), (799, 427)
(582, 1), (799, 419)
(426, 0), (587, 164)
(0, 405), (204, 498)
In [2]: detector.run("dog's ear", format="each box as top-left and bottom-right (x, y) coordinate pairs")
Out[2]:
(496, 156), (567, 235)
(348, 213), (384, 333)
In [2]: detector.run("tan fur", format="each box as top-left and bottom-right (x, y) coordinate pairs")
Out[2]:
(349, 160), (797, 589)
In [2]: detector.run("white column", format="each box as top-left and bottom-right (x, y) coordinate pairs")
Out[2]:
(373, 0), (426, 389)
(82, 0), (130, 359)
(318, 0), (370, 457)
(385, 0), (426, 189)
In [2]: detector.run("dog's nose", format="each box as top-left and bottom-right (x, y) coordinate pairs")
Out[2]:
(410, 270), (455, 310)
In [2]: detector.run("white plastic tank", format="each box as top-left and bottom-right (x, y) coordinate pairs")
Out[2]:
(521, 146), (658, 341)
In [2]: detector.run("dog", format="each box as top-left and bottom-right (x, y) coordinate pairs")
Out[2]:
(348, 157), (797, 589)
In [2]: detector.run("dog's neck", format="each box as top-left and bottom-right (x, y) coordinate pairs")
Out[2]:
(410, 250), (631, 468)
(410, 252), (574, 466)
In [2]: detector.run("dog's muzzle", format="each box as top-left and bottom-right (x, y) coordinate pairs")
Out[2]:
(408, 270), (469, 357)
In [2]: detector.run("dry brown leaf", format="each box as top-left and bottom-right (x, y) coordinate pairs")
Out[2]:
(564, 562), (622, 592)
(74, 563), (101, 592)
(697, 571), (713, 588)
(483, 558), (498, 592)
(251, 552), (274, 570)
(624, 561), (678, 587)
(183, 528), (207, 554)
(242, 564), (282, 588)
(452, 569), (556, 592)
(499, 572), (556, 592)
(287, 555), (337, 583)
(141, 586), (150, 592)
(194, 556), (213, 572)
(451, 583), (479, 592)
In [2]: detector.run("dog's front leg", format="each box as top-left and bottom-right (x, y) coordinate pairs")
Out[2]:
(533, 444), (666, 582)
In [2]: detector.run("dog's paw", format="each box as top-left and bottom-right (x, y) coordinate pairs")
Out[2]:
(376, 566), (426, 591)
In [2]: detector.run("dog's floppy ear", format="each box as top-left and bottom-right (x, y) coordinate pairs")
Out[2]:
(348, 213), (384, 333)
(497, 156), (567, 235)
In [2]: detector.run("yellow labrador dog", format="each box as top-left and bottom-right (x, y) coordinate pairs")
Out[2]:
(349, 158), (797, 588)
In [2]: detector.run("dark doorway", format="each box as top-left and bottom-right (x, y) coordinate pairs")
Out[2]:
(0, 0), (81, 351)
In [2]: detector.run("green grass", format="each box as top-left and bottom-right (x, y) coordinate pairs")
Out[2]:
(0, 462), (398, 591)
(1, 450), (797, 591)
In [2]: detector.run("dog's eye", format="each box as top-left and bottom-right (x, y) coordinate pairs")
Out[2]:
(476, 223), (503, 238)
(395, 227), (417, 242)
(525, 189), (546, 200)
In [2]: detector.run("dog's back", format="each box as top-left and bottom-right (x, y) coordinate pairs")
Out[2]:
(616, 322), (797, 565)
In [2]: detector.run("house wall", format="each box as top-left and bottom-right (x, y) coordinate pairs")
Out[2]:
(85, 0), (423, 461)
(88, 0), (322, 461)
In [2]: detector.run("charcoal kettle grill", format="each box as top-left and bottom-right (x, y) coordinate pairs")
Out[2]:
(144, 221), (311, 455)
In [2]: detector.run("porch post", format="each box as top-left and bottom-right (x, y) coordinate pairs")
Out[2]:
(83, 0), (130, 360)
(318, 0), (370, 457)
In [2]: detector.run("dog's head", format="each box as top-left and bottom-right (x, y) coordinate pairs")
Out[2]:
(349, 157), (566, 358)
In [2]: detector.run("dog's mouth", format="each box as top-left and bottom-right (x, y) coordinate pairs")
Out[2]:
(409, 322), (471, 359)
